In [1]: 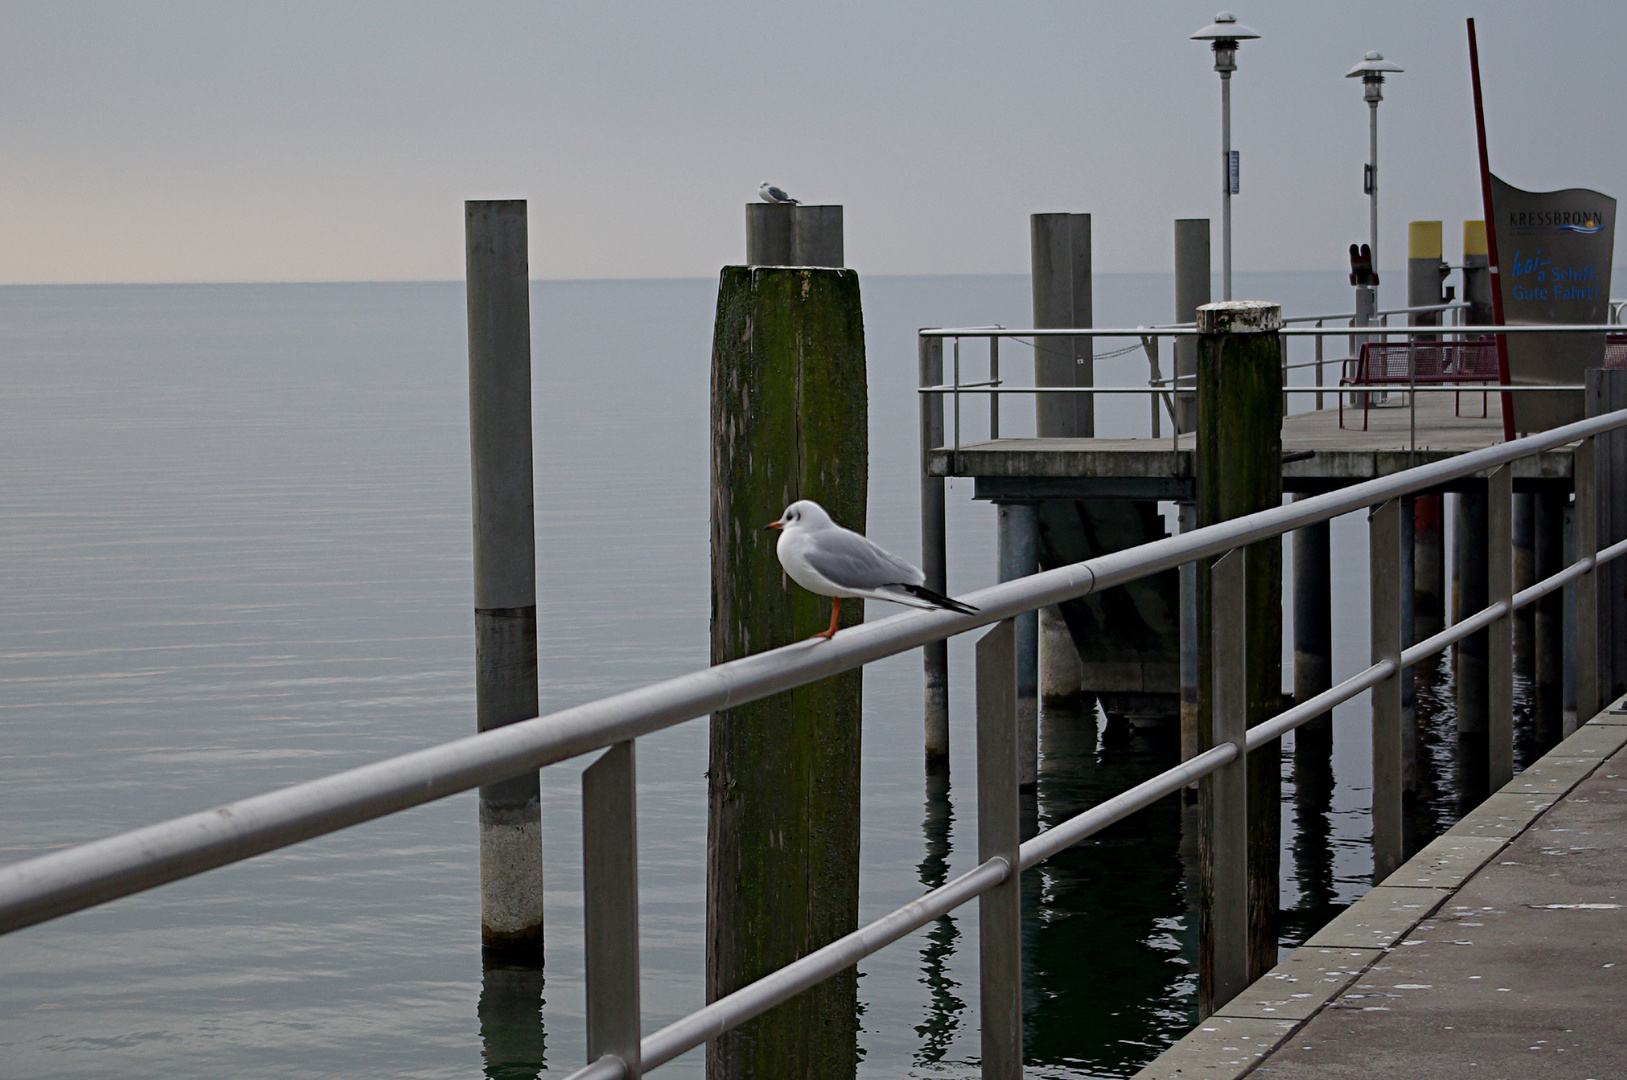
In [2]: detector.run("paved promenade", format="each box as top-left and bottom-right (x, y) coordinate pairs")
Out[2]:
(1137, 695), (1627, 1079)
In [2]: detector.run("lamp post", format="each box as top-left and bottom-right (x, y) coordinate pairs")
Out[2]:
(1347, 52), (1403, 326)
(1191, 11), (1260, 302)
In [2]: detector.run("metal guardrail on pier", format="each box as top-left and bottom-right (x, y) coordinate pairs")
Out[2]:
(1, 402), (1625, 1077)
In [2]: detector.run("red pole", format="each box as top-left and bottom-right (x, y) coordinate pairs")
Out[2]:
(1467, 18), (1516, 441)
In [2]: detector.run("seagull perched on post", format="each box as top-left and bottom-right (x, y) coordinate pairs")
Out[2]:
(766, 500), (978, 640)
(758, 181), (799, 204)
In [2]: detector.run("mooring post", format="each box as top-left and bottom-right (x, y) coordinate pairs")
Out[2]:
(1533, 489), (1566, 751)
(1414, 494), (1446, 641)
(997, 502), (1041, 789)
(707, 256), (865, 1080)
(1195, 300), (1283, 994)
(746, 203), (845, 268)
(465, 199), (544, 955)
(976, 620), (1023, 1078)
(920, 333), (949, 768)
(1454, 486), (1490, 805)
(1031, 213), (1092, 715)
(1291, 499), (1332, 765)
(1174, 219), (1212, 433)
(1487, 466), (1514, 791)
(1370, 499), (1404, 882)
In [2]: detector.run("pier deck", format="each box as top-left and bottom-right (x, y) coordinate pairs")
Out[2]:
(1134, 697), (1627, 1079)
(929, 394), (1578, 499)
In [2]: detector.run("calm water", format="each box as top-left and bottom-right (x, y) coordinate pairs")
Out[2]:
(0, 273), (1502, 1078)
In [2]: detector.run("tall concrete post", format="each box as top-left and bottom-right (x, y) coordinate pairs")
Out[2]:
(1195, 300), (1283, 1006)
(465, 200), (544, 955)
(1030, 213), (1092, 717)
(708, 264), (865, 1080)
(1174, 219), (1212, 434)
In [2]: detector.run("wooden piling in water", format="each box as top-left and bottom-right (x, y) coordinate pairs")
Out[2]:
(1195, 300), (1283, 1009)
(1533, 489), (1566, 751)
(707, 263), (865, 1080)
(1291, 502), (1332, 765)
(465, 199), (544, 956)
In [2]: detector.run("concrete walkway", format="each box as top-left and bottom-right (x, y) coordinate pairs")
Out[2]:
(1136, 697), (1627, 1079)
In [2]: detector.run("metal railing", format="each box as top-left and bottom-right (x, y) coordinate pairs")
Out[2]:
(2, 412), (1625, 1078)
(919, 322), (1618, 460)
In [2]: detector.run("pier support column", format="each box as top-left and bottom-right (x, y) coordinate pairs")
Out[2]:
(920, 334), (949, 768)
(1454, 485), (1490, 808)
(1291, 501), (1332, 766)
(1414, 494), (1446, 641)
(1533, 489), (1566, 752)
(1196, 301), (1283, 1005)
(708, 264), (865, 1080)
(1174, 219), (1211, 433)
(1031, 213), (1092, 722)
(998, 501), (1041, 789)
(1180, 502), (1201, 772)
(1513, 493), (1536, 668)
(1587, 369), (1627, 708)
(466, 200), (544, 956)
(1401, 496), (1418, 806)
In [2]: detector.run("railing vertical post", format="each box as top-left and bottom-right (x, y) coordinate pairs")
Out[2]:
(1370, 498), (1404, 882)
(583, 741), (641, 1078)
(920, 333), (949, 767)
(1487, 465), (1514, 790)
(997, 503), (1041, 789)
(976, 620), (1022, 1080)
(1574, 436), (1598, 731)
(1206, 548), (1249, 1014)
(465, 199), (544, 954)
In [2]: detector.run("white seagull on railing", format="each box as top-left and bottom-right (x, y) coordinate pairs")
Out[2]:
(758, 181), (799, 204)
(766, 500), (978, 640)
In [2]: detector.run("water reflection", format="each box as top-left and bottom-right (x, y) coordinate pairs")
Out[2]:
(1023, 705), (1195, 1074)
(913, 768), (966, 1064)
(479, 956), (546, 1080)
(1281, 733), (1338, 948)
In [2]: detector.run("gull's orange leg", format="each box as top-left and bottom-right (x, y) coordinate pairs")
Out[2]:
(813, 597), (841, 640)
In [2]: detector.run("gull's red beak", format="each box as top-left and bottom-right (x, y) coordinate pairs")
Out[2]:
(764, 521), (783, 531)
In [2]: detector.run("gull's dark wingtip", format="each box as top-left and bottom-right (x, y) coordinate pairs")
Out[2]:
(899, 583), (978, 616)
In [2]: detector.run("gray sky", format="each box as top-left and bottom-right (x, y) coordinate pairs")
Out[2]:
(3, 1), (1622, 283)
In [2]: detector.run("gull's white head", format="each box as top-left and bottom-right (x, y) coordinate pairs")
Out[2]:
(765, 499), (834, 532)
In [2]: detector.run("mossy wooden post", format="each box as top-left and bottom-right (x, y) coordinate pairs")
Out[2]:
(1195, 300), (1283, 1015)
(707, 265), (866, 1080)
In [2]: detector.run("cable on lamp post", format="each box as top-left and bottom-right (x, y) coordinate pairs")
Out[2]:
(1191, 11), (1260, 302)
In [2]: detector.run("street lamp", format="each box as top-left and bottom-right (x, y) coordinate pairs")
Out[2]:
(1347, 51), (1403, 325)
(1191, 11), (1260, 301)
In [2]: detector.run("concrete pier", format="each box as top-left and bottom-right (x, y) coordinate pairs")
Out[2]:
(1133, 696), (1627, 1080)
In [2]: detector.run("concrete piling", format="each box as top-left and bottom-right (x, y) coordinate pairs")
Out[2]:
(998, 502), (1041, 789)
(1195, 300), (1283, 1002)
(465, 199), (544, 956)
(919, 334), (950, 767)
(707, 263), (865, 1080)
(1414, 495), (1446, 641)
(1533, 489), (1566, 751)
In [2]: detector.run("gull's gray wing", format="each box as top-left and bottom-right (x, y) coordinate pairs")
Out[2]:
(802, 528), (924, 590)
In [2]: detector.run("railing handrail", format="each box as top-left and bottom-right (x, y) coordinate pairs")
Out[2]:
(920, 323), (1625, 338)
(3, 405), (1625, 941)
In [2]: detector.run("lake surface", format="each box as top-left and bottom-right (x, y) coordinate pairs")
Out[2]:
(0, 274), (1514, 1078)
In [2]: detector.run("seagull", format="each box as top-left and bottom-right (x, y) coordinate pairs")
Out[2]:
(766, 500), (978, 640)
(758, 181), (799, 205)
